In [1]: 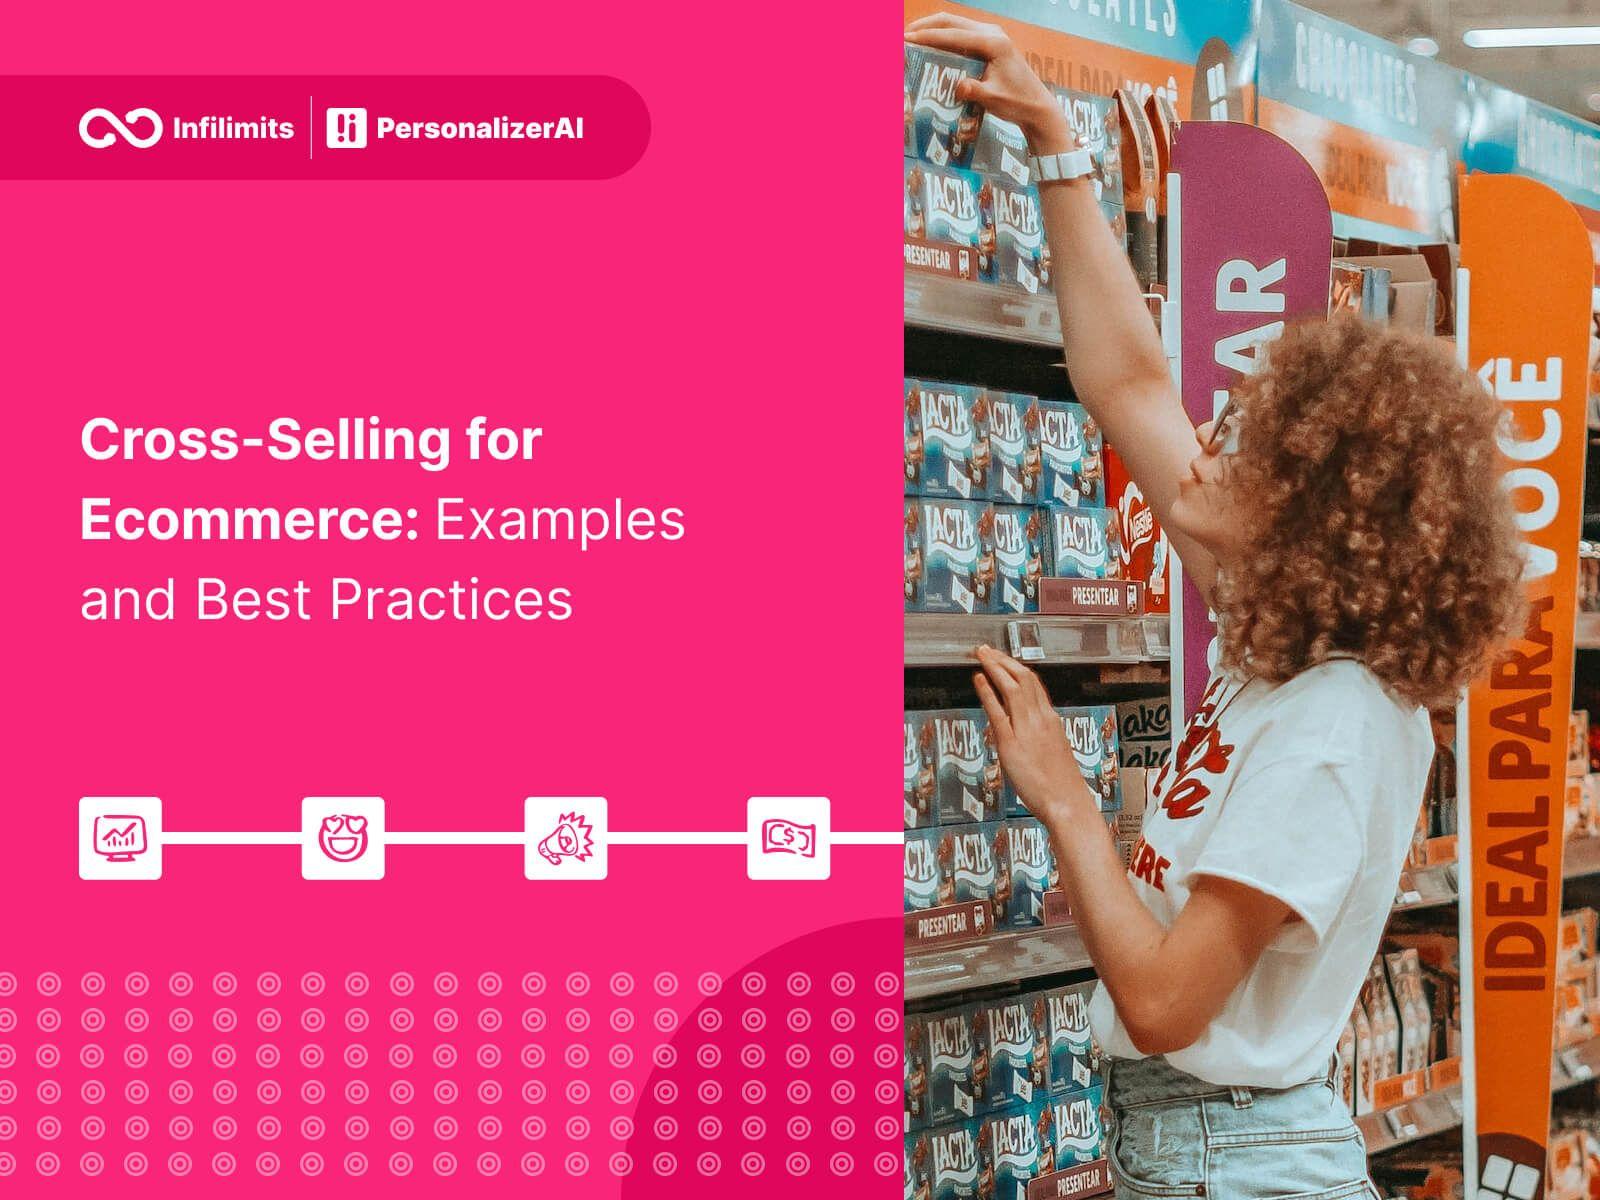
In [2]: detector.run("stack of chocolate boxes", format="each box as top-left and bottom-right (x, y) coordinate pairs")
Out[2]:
(905, 378), (1121, 614)
(904, 705), (1123, 931)
(904, 44), (1126, 292)
(905, 981), (1106, 1199)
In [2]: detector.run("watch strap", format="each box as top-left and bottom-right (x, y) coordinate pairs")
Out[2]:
(1028, 147), (1094, 184)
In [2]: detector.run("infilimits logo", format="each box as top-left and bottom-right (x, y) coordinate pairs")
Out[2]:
(78, 107), (296, 149)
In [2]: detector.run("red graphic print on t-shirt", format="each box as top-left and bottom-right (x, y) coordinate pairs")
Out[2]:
(1150, 675), (1238, 822)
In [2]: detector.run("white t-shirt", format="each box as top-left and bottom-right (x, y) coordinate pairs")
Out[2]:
(1089, 658), (1434, 1088)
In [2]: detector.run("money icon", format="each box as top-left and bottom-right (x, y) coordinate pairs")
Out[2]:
(760, 819), (817, 859)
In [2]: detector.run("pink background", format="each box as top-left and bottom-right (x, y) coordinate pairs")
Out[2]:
(0, 1), (903, 1195)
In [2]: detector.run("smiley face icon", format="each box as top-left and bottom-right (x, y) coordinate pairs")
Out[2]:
(318, 814), (369, 863)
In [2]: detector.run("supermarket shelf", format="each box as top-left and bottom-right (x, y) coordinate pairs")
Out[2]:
(1568, 836), (1600, 879)
(905, 269), (1062, 347)
(1577, 611), (1600, 650)
(1354, 1038), (1600, 1157)
(904, 923), (1091, 1005)
(905, 613), (1170, 667)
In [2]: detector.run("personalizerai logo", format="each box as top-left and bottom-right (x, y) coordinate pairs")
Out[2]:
(915, 62), (968, 123)
(927, 1013), (972, 1072)
(919, 388), (972, 452)
(1054, 1095), (1100, 1157)
(1039, 406), (1083, 467)
(79, 106), (163, 149)
(931, 1125), (979, 1187)
(1053, 512), (1107, 574)
(986, 1111), (1040, 1174)
(949, 829), (995, 893)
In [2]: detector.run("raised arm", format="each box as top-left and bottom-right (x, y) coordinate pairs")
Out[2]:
(906, 14), (1217, 599)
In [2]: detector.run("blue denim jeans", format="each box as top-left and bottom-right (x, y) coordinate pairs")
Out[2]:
(1103, 1057), (1378, 1200)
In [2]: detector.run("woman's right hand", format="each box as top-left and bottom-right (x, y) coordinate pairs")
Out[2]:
(906, 14), (1077, 153)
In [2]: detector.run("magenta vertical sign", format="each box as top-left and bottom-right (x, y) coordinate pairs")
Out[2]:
(1171, 121), (1331, 723)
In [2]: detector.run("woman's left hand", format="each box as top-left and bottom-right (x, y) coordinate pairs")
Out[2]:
(972, 644), (1095, 822)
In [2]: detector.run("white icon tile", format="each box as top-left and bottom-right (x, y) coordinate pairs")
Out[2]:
(79, 797), (162, 880)
(524, 798), (608, 881)
(746, 797), (830, 881)
(301, 797), (385, 880)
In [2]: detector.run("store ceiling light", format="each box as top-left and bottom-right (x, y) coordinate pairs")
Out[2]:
(1404, 35), (1439, 58)
(1462, 26), (1600, 48)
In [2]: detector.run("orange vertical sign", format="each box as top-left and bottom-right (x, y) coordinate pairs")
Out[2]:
(1463, 174), (1594, 1196)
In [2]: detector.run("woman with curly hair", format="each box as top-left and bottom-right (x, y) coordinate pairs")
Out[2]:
(906, 13), (1526, 1197)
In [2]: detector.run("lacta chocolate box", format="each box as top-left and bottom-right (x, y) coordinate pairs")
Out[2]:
(928, 1117), (983, 1200)
(905, 827), (951, 913)
(932, 709), (1004, 824)
(996, 817), (1054, 929)
(971, 113), (1033, 186)
(943, 821), (1000, 905)
(1046, 984), (1099, 1095)
(1116, 697), (1171, 769)
(906, 1021), (932, 1131)
(983, 390), (1041, 504)
(906, 160), (998, 284)
(991, 504), (1045, 616)
(975, 994), (1048, 1111)
(1049, 1084), (1106, 1169)
(906, 1129), (932, 1200)
(1051, 86), (1123, 202)
(923, 1008), (982, 1125)
(993, 178), (1050, 296)
(906, 379), (981, 499)
(905, 43), (983, 168)
(905, 711), (939, 830)
(977, 1099), (1054, 1200)
(1037, 401), (1104, 509)
(906, 499), (996, 615)
(1060, 704), (1122, 812)
(1045, 506), (1118, 581)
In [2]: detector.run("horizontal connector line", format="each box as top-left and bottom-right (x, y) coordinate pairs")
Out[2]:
(164, 831), (300, 845)
(162, 829), (904, 847)
(609, 831), (745, 845)
(388, 831), (523, 845)
(833, 831), (904, 845)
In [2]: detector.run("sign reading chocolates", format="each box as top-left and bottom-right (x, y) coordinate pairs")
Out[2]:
(1460, 174), (1594, 1199)
(1169, 120), (1331, 725)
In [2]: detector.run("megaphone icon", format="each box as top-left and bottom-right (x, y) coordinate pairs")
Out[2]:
(537, 812), (595, 866)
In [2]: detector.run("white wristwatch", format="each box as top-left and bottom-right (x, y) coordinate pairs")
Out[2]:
(1028, 147), (1095, 184)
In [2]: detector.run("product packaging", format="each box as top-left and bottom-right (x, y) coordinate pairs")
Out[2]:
(1044, 507), (1118, 581)
(1363, 959), (1401, 1081)
(905, 1129), (931, 1199)
(992, 178), (1050, 295)
(905, 498), (996, 615)
(1572, 710), (1592, 777)
(904, 826), (951, 913)
(926, 1117), (983, 1200)
(904, 44), (984, 168)
(906, 1020), (931, 1130)
(1116, 696), (1172, 768)
(1060, 705), (1123, 812)
(983, 391), (1042, 505)
(1045, 982), (1099, 1095)
(975, 994), (1049, 1111)
(1037, 400), (1103, 509)
(1335, 1018), (1356, 1112)
(904, 711), (938, 830)
(1143, 90), (1178, 287)
(1351, 1000), (1374, 1115)
(1114, 87), (1159, 292)
(932, 709), (1004, 824)
(1104, 444), (1170, 613)
(970, 113), (1033, 187)
(977, 1099), (1054, 1198)
(1116, 766), (1148, 866)
(1568, 778), (1586, 842)
(1384, 949), (1431, 1075)
(905, 160), (997, 284)
(1052, 86), (1122, 203)
(1048, 1084), (1106, 1169)
(944, 821), (1000, 905)
(906, 379), (981, 499)
(922, 1007), (981, 1124)
(991, 504), (1046, 616)
(997, 817), (1055, 929)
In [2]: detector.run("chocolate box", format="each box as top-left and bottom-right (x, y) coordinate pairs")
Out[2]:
(905, 160), (997, 284)
(905, 44), (984, 168)
(1037, 401), (1104, 509)
(943, 821), (1000, 905)
(1052, 86), (1123, 202)
(905, 1129), (932, 1200)
(971, 114), (1033, 186)
(1116, 697), (1172, 769)
(991, 504), (1045, 616)
(923, 1007), (982, 1125)
(1048, 1084), (1106, 1169)
(927, 1117), (983, 1200)
(1060, 705), (1123, 813)
(992, 178), (1049, 296)
(932, 709), (1004, 825)
(905, 826), (951, 913)
(1105, 444), (1170, 614)
(983, 391), (1041, 505)
(1045, 983), (1099, 1096)
(978, 1099), (1054, 1199)
(906, 1021), (932, 1131)
(1045, 506), (1118, 581)
(905, 711), (939, 830)
(906, 498), (996, 615)
(906, 379), (981, 499)
(996, 817), (1055, 929)
(975, 994), (1049, 1112)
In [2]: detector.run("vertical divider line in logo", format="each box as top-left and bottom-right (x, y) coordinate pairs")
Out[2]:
(308, 95), (314, 160)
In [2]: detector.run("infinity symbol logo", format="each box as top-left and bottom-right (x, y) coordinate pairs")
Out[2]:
(78, 107), (164, 149)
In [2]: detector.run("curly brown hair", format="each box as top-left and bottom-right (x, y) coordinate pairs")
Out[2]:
(1215, 314), (1526, 710)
